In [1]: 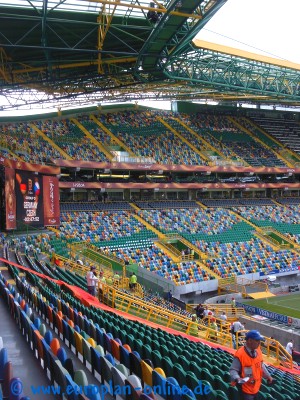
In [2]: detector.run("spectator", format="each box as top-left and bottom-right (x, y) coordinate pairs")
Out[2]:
(99, 275), (106, 300)
(195, 303), (205, 319)
(232, 318), (244, 334)
(167, 290), (172, 302)
(229, 330), (273, 400)
(107, 276), (113, 286)
(286, 339), (294, 356)
(129, 272), (137, 291)
(203, 305), (213, 317)
(189, 314), (199, 337)
(86, 266), (98, 296)
(147, 2), (160, 23)
(269, 336), (276, 346)
(220, 311), (228, 325)
(231, 297), (236, 314)
(209, 317), (218, 341)
(113, 272), (120, 282)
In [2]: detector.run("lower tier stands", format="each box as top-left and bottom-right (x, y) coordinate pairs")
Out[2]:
(95, 239), (213, 285)
(2, 266), (299, 400)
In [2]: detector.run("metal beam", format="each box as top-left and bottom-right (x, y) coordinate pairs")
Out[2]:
(163, 43), (300, 101)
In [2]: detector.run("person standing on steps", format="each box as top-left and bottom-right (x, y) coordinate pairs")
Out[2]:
(86, 266), (98, 296)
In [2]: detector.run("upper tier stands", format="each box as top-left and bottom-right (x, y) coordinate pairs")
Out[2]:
(77, 114), (113, 146)
(232, 117), (282, 151)
(179, 113), (234, 159)
(0, 122), (62, 163)
(34, 118), (108, 161)
(250, 114), (300, 155)
(187, 114), (287, 167)
(0, 109), (299, 167)
(98, 110), (207, 165)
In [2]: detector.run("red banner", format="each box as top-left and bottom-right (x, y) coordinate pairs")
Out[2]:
(59, 181), (300, 190)
(51, 158), (300, 175)
(5, 168), (16, 230)
(43, 176), (60, 226)
(0, 157), (60, 175)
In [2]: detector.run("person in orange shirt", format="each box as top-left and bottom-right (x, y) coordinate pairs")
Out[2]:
(229, 330), (273, 400)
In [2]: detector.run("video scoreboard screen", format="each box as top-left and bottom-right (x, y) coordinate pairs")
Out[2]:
(2, 158), (60, 230)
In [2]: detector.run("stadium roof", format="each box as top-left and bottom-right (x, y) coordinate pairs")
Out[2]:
(0, 0), (300, 111)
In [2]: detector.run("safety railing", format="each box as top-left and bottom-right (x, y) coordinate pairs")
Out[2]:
(98, 283), (233, 347)
(88, 243), (125, 267)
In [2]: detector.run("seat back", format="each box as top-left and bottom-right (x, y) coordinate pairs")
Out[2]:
(141, 360), (153, 387)
(111, 366), (127, 400)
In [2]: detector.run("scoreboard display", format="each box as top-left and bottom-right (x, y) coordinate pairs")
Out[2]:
(2, 158), (60, 230)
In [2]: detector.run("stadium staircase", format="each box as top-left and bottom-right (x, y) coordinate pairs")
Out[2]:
(175, 117), (227, 159)
(7, 148), (22, 160)
(228, 209), (259, 230)
(178, 235), (208, 260)
(254, 230), (281, 251)
(259, 227), (299, 249)
(30, 123), (72, 160)
(159, 117), (211, 163)
(228, 209), (297, 251)
(68, 241), (114, 275)
(70, 118), (114, 161)
(231, 206), (300, 251)
(90, 115), (136, 157)
(228, 116), (293, 167)
(218, 276), (275, 299)
(157, 117), (207, 163)
(196, 200), (208, 209)
(130, 204), (164, 239)
(153, 240), (181, 262)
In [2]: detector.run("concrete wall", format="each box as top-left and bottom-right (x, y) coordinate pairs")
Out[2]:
(205, 293), (243, 304)
(174, 279), (219, 298)
(136, 266), (176, 292)
(136, 264), (219, 298)
(239, 316), (300, 351)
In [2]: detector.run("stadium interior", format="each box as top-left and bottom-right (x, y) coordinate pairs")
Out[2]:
(1, 0), (300, 399)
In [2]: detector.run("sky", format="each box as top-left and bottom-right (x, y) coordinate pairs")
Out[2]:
(196, 0), (300, 64)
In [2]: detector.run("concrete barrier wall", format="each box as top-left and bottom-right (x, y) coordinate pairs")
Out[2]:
(239, 316), (300, 352)
(205, 293), (243, 304)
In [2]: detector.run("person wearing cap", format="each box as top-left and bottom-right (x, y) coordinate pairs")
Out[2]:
(229, 330), (273, 400)
(86, 266), (98, 296)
